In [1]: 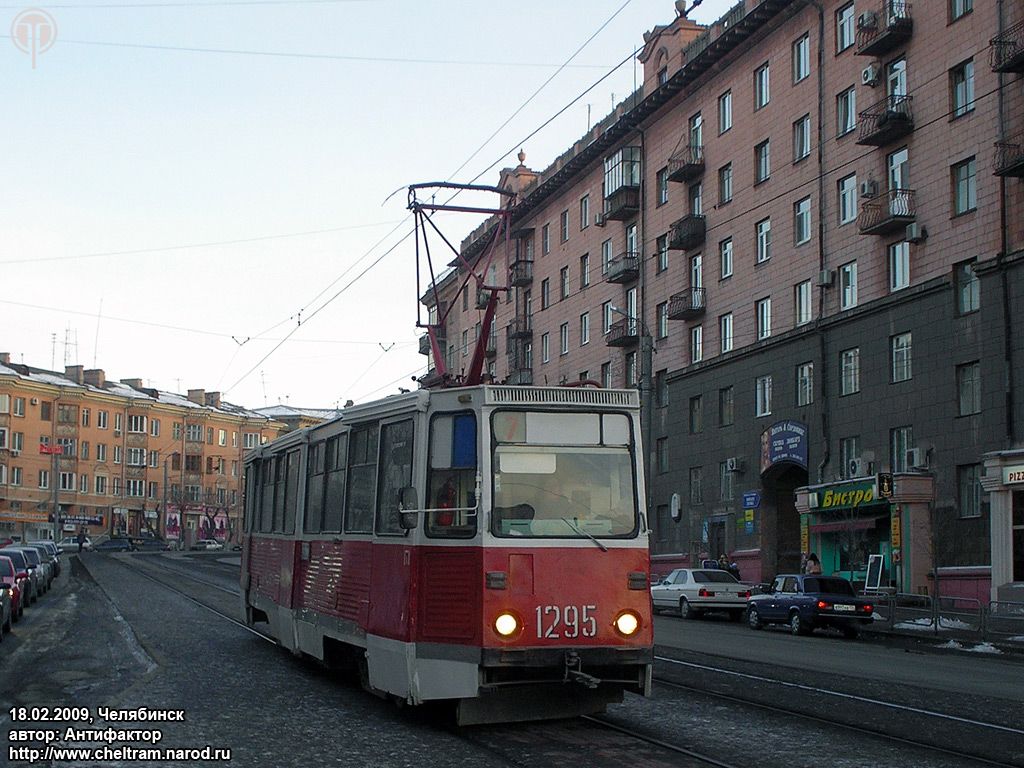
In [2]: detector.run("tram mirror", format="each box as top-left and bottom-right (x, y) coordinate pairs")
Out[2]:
(398, 487), (419, 530)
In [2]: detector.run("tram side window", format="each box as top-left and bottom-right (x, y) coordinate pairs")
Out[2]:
(243, 467), (258, 533)
(260, 459), (274, 533)
(283, 449), (300, 535)
(376, 419), (414, 536)
(345, 424), (377, 533)
(426, 412), (478, 539)
(324, 434), (348, 533)
(304, 442), (326, 533)
(273, 455), (286, 532)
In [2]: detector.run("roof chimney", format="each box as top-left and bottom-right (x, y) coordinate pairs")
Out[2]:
(0, 352), (10, 365)
(65, 365), (85, 385)
(187, 388), (206, 405)
(204, 391), (222, 409)
(84, 369), (106, 388)
(120, 378), (144, 389)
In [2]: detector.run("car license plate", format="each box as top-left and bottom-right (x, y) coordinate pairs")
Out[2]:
(833, 604), (855, 612)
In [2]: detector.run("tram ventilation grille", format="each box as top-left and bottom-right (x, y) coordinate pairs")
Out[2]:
(485, 386), (638, 408)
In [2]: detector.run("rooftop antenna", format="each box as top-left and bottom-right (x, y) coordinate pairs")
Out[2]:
(50, 332), (57, 370)
(92, 297), (103, 367)
(587, 103), (592, 131)
(260, 370), (268, 406)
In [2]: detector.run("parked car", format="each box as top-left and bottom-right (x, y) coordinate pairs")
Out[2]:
(94, 538), (134, 553)
(652, 568), (753, 620)
(58, 536), (93, 553)
(10, 546), (49, 594)
(190, 539), (224, 551)
(0, 555), (26, 620)
(0, 549), (36, 606)
(1, 548), (43, 601)
(0, 582), (11, 638)
(26, 542), (60, 580)
(133, 538), (170, 552)
(746, 574), (874, 639)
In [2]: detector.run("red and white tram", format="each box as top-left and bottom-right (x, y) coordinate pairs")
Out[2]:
(241, 384), (652, 724)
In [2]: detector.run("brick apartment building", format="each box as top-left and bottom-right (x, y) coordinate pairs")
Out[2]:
(0, 354), (285, 545)
(420, 0), (1024, 601)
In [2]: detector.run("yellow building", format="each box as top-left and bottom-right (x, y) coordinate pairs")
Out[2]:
(0, 354), (285, 545)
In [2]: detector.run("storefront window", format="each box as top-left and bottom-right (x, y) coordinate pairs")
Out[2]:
(1014, 491), (1024, 582)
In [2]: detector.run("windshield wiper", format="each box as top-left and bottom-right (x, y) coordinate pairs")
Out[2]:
(561, 517), (608, 552)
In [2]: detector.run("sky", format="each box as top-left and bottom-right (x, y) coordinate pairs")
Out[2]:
(2, 0), (735, 410)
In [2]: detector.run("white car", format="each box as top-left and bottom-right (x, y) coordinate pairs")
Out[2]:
(651, 568), (752, 620)
(191, 539), (224, 551)
(58, 537), (93, 552)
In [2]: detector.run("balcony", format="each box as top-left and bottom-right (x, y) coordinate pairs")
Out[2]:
(668, 288), (706, 320)
(856, 2), (912, 57)
(418, 328), (445, 356)
(668, 214), (706, 251)
(990, 19), (1024, 73)
(485, 335), (497, 358)
(606, 318), (639, 348)
(602, 185), (640, 222)
(667, 145), (704, 183)
(506, 368), (533, 386)
(856, 94), (914, 146)
(605, 252), (640, 284)
(510, 259), (534, 287)
(994, 133), (1024, 178)
(857, 189), (916, 235)
(506, 317), (533, 341)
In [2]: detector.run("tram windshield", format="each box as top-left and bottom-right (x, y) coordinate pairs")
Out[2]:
(490, 409), (639, 539)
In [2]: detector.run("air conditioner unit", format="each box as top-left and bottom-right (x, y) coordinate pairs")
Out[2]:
(905, 223), (927, 244)
(818, 269), (835, 287)
(857, 11), (877, 29)
(10, 450), (20, 457)
(848, 458), (865, 477)
(30, 398), (39, 406)
(594, 213), (607, 228)
(114, 429), (122, 437)
(905, 447), (926, 470)
(861, 63), (881, 87)
(725, 456), (745, 473)
(859, 180), (879, 199)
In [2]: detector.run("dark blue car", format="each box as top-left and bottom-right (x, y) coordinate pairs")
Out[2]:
(94, 538), (134, 553)
(746, 574), (874, 639)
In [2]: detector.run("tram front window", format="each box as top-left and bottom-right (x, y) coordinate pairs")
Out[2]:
(491, 445), (637, 538)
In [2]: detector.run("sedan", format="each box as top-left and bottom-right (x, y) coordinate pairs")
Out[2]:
(0, 549), (36, 606)
(0, 555), (26, 620)
(651, 568), (752, 620)
(58, 537), (93, 553)
(0, 585), (11, 638)
(94, 538), (134, 553)
(191, 539), (224, 551)
(746, 574), (874, 639)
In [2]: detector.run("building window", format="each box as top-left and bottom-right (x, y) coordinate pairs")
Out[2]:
(13, 397), (24, 417)
(39, 469), (49, 490)
(794, 196), (811, 244)
(718, 163), (733, 204)
(720, 237), (733, 278)
(718, 90), (732, 133)
(794, 280), (812, 326)
(756, 218), (771, 263)
(461, 329), (469, 357)
(793, 114), (811, 162)
(579, 253), (591, 288)
(755, 375), (772, 416)
(80, 408), (90, 427)
(127, 447), (146, 466)
(754, 62), (770, 109)
(951, 59), (975, 117)
(541, 223), (550, 255)
(838, 174), (857, 224)
(958, 464), (982, 519)
(600, 362), (611, 389)
(541, 332), (550, 364)
(656, 235), (668, 273)
(840, 348), (860, 395)
(955, 261), (980, 315)
(94, 475), (107, 495)
(657, 167), (669, 206)
(689, 467), (703, 505)
(601, 238), (612, 274)
(601, 301), (613, 335)
(719, 386), (734, 426)
(127, 414), (146, 433)
(690, 325), (703, 364)
(579, 194), (589, 230)
(114, 446), (122, 464)
(624, 351), (637, 386)
(656, 438), (668, 474)
(97, 443), (107, 462)
(797, 362), (814, 406)
(756, 297), (772, 340)
(559, 266), (570, 300)
(559, 323), (569, 355)
(540, 278), (550, 309)
(793, 33), (810, 82)
(889, 241), (910, 291)
(688, 182), (703, 216)
(891, 332), (913, 382)
(957, 362), (981, 415)
(952, 157), (977, 215)
(720, 462), (735, 501)
(720, 313), (734, 353)
(655, 369), (668, 408)
(840, 261), (858, 309)
(837, 87), (856, 136)
(951, 0), (972, 21)
(10, 467), (21, 486)
(658, 66), (668, 86)
(891, 426), (914, 473)
(836, 3), (855, 52)
(755, 140), (771, 183)
(150, 418), (160, 437)
(580, 312), (590, 346)
(560, 210), (569, 243)
(657, 302), (668, 339)
(839, 436), (861, 479)
(689, 395), (703, 434)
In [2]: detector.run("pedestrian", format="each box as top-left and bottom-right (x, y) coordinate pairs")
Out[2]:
(717, 554), (729, 571)
(76, 528), (86, 554)
(805, 552), (822, 574)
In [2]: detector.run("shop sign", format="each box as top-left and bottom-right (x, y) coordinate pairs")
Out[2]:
(1002, 465), (1024, 485)
(800, 515), (809, 553)
(744, 508), (755, 534)
(0, 509), (49, 524)
(742, 491), (760, 509)
(877, 472), (894, 499)
(760, 420), (809, 474)
(890, 513), (902, 547)
(61, 514), (104, 526)
(811, 480), (878, 511)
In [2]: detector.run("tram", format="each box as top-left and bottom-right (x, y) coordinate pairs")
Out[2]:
(240, 383), (653, 724)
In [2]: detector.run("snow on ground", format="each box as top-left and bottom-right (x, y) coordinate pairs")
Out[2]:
(937, 640), (1003, 654)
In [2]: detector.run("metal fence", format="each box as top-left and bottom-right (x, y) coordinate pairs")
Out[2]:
(867, 592), (1023, 644)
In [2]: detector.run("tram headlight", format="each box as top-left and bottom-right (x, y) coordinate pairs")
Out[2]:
(493, 612), (520, 638)
(613, 610), (641, 637)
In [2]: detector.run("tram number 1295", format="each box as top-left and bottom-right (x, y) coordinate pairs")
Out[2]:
(536, 605), (597, 639)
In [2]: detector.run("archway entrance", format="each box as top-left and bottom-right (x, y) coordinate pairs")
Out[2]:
(762, 463), (808, 575)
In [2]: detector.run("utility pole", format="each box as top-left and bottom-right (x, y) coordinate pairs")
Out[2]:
(162, 459), (168, 542)
(40, 442), (63, 542)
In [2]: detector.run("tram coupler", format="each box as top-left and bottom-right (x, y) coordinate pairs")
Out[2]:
(564, 651), (601, 689)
